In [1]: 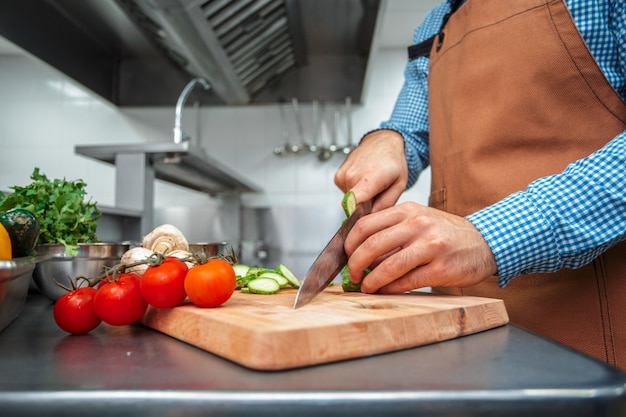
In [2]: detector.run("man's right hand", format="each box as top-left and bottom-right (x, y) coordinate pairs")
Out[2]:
(334, 129), (409, 211)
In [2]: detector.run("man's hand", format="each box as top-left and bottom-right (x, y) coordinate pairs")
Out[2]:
(334, 129), (408, 212)
(345, 202), (498, 293)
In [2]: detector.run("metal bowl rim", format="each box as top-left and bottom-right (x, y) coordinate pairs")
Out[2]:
(35, 243), (130, 259)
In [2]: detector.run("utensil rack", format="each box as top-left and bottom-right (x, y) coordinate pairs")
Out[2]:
(273, 97), (355, 161)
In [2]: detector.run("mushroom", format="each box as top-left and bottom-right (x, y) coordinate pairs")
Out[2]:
(120, 246), (155, 276)
(142, 224), (189, 255)
(168, 249), (195, 270)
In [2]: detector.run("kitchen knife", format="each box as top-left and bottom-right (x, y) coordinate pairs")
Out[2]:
(293, 200), (372, 309)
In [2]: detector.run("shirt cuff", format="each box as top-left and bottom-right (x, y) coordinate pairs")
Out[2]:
(466, 192), (564, 287)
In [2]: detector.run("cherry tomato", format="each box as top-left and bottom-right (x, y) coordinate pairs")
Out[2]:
(97, 274), (114, 289)
(94, 273), (147, 326)
(140, 257), (188, 308)
(184, 259), (236, 308)
(53, 287), (101, 334)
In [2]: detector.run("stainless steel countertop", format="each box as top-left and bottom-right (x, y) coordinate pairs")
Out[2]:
(1, 293), (625, 416)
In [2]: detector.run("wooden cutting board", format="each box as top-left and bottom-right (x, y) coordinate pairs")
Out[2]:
(140, 287), (509, 370)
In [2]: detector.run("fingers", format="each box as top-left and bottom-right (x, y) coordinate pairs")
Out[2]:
(345, 203), (432, 287)
(334, 129), (408, 211)
(345, 203), (498, 294)
(370, 179), (407, 212)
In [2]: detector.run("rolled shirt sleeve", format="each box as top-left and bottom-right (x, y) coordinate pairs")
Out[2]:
(467, 132), (626, 286)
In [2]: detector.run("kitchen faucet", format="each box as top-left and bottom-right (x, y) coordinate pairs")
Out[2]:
(173, 77), (211, 144)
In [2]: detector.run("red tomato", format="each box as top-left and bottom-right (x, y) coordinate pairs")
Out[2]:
(53, 287), (101, 334)
(94, 273), (147, 326)
(184, 259), (236, 308)
(140, 257), (188, 308)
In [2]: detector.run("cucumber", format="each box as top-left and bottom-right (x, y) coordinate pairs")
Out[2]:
(342, 190), (357, 217)
(236, 263), (301, 294)
(341, 265), (362, 292)
(246, 267), (266, 277)
(236, 274), (256, 290)
(232, 263), (250, 277)
(340, 191), (369, 293)
(247, 277), (281, 295)
(258, 271), (289, 288)
(277, 263), (300, 288)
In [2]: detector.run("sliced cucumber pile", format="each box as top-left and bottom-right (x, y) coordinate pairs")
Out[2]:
(233, 262), (301, 295)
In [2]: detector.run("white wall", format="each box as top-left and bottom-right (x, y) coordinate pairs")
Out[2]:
(0, 44), (430, 222)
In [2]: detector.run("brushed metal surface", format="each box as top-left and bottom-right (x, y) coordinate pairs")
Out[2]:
(2, 295), (626, 416)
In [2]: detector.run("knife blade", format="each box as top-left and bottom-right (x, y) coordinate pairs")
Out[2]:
(293, 200), (372, 309)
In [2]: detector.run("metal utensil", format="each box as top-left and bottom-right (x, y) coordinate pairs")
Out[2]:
(317, 103), (333, 161)
(293, 200), (373, 309)
(342, 97), (355, 154)
(308, 100), (320, 153)
(289, 97), (307, 154)
(273, 101), (292, 156)
(328, 105), (340, 153)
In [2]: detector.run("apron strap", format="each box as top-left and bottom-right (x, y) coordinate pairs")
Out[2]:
(407, 0), (464, 61)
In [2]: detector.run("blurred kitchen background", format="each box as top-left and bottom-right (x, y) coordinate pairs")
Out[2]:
(0, 0), (436, 278)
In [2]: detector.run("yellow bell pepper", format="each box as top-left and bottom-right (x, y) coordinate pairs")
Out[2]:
(0, 223), (11, 260)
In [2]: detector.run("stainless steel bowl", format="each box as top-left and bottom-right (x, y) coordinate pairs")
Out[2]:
(189, 242), (239, 261)
(0, 256), (40, 332)
(33, 243), (130, 301)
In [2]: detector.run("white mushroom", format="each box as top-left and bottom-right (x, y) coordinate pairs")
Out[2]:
(168, 249), (196, 270)
(120, 246), (154, 276)
(142, 224), (189, 255)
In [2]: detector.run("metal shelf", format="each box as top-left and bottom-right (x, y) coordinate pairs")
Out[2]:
(75, 141), (260, 195)
(76, 142), (260, 235)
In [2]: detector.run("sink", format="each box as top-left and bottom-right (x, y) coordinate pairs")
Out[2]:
(75, 141), (260, 195)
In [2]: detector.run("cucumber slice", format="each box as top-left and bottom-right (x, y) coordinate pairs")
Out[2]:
(342, 191), (357, 217)
(246, 267), (271, 277)
(277, 263), (300, 288)
(247, 278), (281, 295)
(258, 272), (289, 288)
(236, 274), (256, 289)
(232, 263), (250, 277)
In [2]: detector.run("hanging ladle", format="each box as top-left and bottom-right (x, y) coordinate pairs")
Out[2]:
(318, 103), (333, 161)
(328, 104), (341, 154)
(308, 99), (320, 153)
(289, 97), (307, 154)
(342, 97), (355, 154)
(273, 100), (292, 157)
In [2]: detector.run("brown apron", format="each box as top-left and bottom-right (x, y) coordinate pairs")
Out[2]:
(426, 0), (626, 368)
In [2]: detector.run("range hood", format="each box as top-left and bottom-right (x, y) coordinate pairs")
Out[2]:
(0, 0), (380, 106)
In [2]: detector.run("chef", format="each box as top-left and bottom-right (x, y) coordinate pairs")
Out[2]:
(335, 0), (626, 368)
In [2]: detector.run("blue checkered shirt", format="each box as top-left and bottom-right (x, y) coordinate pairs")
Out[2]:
(379, 0), (626, 286)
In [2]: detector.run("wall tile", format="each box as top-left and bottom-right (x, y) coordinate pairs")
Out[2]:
(1, 45), (429, 212)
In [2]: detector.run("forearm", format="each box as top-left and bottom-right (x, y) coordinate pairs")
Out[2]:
(467, 131), (626, 286)
(376, 2), (451, 189)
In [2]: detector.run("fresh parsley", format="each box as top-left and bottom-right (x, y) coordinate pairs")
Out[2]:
(0, 168), (101, 254)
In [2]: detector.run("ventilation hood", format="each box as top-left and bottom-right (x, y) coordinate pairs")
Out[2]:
(0, 0), (380, 106)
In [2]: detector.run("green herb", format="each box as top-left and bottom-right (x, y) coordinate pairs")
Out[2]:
(0, 167), (101, 254)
